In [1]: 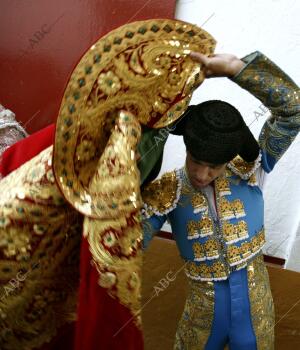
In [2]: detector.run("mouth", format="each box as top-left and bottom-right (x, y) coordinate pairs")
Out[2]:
(192, 178), (208, 187)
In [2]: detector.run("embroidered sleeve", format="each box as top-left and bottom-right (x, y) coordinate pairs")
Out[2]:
(141, 169), (181, 219)
(231, 51), (300, 172)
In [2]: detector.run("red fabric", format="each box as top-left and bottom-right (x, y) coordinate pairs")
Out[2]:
(75, 238), (144, 350)
(0, 123), (55, 177)
(0, 122), (144, 349)
(0, 123), (76, 349)
(39, 323), (75, 350)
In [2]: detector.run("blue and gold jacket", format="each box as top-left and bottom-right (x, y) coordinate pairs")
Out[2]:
(141, 51), (300, 282)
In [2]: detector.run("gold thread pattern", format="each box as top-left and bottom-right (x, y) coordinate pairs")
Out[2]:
(174, 279), (214, 349)
(223, 220), (249, 244)
(191, 193), (207, 213)
(83, 112), (143, 327)
(185, 228), (265, 281)
(233, 52), (300, 164)
(247, 255), (275, 349)
(227, 229), (265, 267)
(187, 220), (200, 240)
(214, 177), (231, 196)
(142, 170), (179, 218)
(227, 155), (258, 179)
(0, 147), (81, 349)
(53, 19), (216, 218)
(219, 197), (246, 220)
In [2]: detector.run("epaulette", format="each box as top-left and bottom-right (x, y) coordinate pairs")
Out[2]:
(141, 170), (181, 219)
(227, 152), (262, 180)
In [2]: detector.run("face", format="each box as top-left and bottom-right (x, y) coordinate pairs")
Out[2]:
(186, 152), (227, 189)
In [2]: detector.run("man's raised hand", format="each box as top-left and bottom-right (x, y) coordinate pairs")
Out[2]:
(190, 52), (246, 78)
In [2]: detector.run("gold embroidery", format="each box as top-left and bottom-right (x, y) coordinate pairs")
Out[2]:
(191, 193), (207, 213)
(237, 220), (248, 239)
(241, 242), (252, 259)
(223, 220), (248, 243)
(192, 239), (219, 262)
(248, 173), (258, 186)
(223, 222), (239, 243)
(227, 245), (241, 265)
(215, 177), (231, 196)
(203, 240), (219, 260)
(219, 197), (246, 220)
(227, 229), (266, 266)
(219, 197), (235, 220)
(211, 261), (227, 280)
(228, 155), (257, 179)
(142, 170), (179, 218)
(251, 235), (261, 253)
(247, 256), (275, 349)
(185, 229), (266, 281)
(0, 147), (81, 349)
(187, 221), (200, 240)
(199, 216), (214, 237)
(174, 279), (214, 349)
(83, 113), (143, 327)
(192, 242), (205, 261)
(185, 261), (228, 281)
(53, 19), (216, 218)
(198, 264), (212, 280)
(232, 199), (246, 218)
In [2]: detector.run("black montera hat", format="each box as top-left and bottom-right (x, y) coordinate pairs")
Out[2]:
(172, 100), (259, 164)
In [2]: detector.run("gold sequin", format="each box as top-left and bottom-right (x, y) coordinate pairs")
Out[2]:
(0, 147), (82, 349)
(219, 197), (235, 220)
(227, 229), (265, 266)
(223, 220), (249, 244)
(185, 261), (228, 281)
(199, 216), (214, 237)
(174, 279), (214, 349)
(215, 177), (231, 196)
(142, 170), (179, 218)
(191, 193), (207, 213)
(228, 155), (257, 178)
(192, 242), (205, 261)
(232, 199), (246, 218)
(187, 220), (200, 240)
(247, 256), (275, 349)
(203, 240), (219, 260)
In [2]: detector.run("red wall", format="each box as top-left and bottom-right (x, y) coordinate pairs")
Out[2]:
(0, 0), (175, 133)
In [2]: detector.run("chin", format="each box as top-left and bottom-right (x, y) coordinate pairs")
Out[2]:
(193, 180), (209, 188)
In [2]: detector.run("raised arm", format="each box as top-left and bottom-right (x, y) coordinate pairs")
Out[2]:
(231, 51), (300, 172)
(190, 51), (300, 172)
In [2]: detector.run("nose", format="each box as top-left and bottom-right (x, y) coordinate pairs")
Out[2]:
(195, 166), (210, 183)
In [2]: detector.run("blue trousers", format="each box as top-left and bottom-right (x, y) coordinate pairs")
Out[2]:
(205, 268), (257, 350)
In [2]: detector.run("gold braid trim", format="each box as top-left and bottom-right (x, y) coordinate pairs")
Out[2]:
(141, 170), (181, 218)
(247, 255), (275, 349)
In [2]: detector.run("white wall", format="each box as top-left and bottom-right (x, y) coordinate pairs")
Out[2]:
(160, 0), (300, 270)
